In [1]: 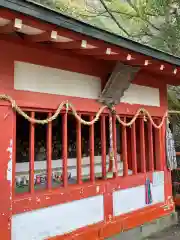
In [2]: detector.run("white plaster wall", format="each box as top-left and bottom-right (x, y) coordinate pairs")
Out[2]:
(14, 62), (160, 106)
(12, 195), (104, 240)
(113, 171), (165, 216)
(121, 84), (160, 106)
(14, 61), (101, 99)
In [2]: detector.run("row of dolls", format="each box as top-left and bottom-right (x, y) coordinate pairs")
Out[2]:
(16, 171), (72, 187)
(16, 137), (105, 163)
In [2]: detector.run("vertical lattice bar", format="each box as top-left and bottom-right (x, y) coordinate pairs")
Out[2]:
(47, 112), (52, 190)
(29, 111), (35, 194)
(148, 120), (154, 171)
(155, 118), (163, 171)
(112, 115), (117, 177)
(90, 115), (95, 182)
(62, 112), (68, 187)
(122, 117), (128, 177)
(76, 114), (82, 184)
(140, 118), (146, 173)
(131, 121), (137, 175)
(101, 115), (106, 178)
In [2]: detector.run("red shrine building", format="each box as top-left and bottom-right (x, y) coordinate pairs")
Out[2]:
(0, 1), (180, 239)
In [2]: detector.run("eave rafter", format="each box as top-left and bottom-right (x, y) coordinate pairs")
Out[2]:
(0, 8), (179, 82)
(0, 18), (22, 34)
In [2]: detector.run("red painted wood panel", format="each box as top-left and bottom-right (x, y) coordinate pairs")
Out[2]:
(48, 202), (174, 240)
(12, 172), (153, 214)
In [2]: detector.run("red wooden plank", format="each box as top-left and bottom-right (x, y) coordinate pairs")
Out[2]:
(76, 114), (82, 185)
(131, 122), (137, 175)
(101, 116), (106, 179)
(139, 118), (146, 173)
(122, 117), (128, 177)
(29, 111), (35, 194)
(47, 112), (52, 190)
(62, 112), (68, 188)
(147, 121), (154, 171)
(12, 172), (153, 214)
(89, 116), (95, 182)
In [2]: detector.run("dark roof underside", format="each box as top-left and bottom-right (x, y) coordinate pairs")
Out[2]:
(1, 0), (180, 67)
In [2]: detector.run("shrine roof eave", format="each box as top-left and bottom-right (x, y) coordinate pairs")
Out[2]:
(2, 0), (180, 68)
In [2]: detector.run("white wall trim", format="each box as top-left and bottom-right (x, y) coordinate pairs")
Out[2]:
(121, 84), (160, 106)
(12, 195), (104, 240)
(14, 62), (160, 107)
(113, 171), (165, 216)
(14, 61), (101, 99)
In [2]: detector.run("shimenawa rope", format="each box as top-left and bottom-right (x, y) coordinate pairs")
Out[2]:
(0, 94), (171, 177)
(0, 94), (169, 128)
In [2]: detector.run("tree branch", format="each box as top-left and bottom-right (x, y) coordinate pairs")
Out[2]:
(126, 0), (161, 32)
(98, 0), (131, 36)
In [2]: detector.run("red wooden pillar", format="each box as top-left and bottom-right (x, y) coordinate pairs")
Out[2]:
(0, 106), (14, 240)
